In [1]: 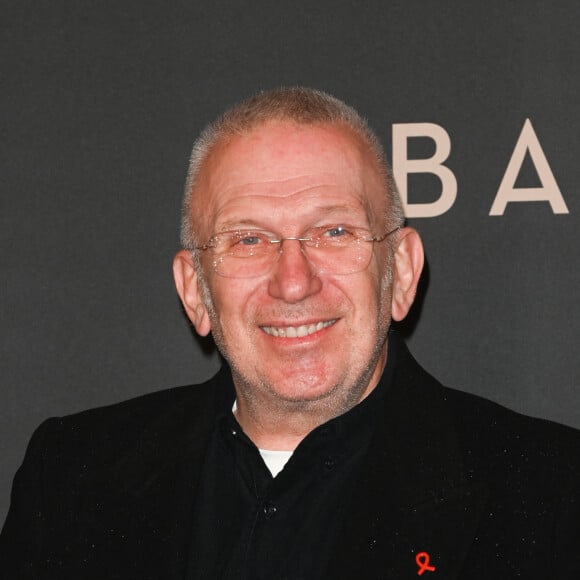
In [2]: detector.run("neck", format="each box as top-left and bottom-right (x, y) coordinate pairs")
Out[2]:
(233, 400), (328, 451)
(232, 370), (383, 451)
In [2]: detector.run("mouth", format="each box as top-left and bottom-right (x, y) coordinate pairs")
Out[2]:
(261, 319), (337, 338)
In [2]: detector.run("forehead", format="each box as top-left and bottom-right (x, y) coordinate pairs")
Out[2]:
(194, 120), (386, 232)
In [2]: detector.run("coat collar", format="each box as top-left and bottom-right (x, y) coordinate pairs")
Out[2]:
(325, 331), (488, 579)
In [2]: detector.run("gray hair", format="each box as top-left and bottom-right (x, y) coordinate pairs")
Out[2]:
(180, 87), (405, 249)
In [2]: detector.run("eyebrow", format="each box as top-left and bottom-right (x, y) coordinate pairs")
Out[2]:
(311, 203), (362, 215)
(216, 220), (270, 232)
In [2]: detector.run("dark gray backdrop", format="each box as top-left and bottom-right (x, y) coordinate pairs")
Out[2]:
(2, 0), (579, 526)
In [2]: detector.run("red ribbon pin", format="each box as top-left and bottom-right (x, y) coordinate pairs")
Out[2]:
(416, 551), (436, 575)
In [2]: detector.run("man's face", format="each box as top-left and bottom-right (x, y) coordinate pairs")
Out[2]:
(192, 120), (394, 414)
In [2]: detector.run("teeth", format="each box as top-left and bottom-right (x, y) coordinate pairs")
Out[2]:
(262, 319), (335, 338)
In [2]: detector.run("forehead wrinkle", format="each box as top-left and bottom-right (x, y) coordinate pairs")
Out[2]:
(215, 203), (371, 234)
(215, 173), (359, 200)
(215, 193), (369, 223)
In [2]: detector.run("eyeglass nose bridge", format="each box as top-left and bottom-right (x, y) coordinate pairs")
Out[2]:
(270, 235), (314, 249)
(269, 236), (320, 270)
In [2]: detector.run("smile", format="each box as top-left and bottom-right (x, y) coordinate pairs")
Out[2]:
(261, 319), (337, 338)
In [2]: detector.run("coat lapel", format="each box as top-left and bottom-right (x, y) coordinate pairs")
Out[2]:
(326, 336), (488, 580)
(79, 368), (233, 580)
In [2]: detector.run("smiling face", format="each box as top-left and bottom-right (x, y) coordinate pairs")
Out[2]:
(177, 120), (402, 427)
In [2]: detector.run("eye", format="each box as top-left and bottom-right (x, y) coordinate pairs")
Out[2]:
(227, 231), (271, 255)
(321, 225), (356, 239)
(238, 234), (262, 246)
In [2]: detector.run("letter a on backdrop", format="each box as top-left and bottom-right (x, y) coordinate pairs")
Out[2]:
(489, 119), (568, 216)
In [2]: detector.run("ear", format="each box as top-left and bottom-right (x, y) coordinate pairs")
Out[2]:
(390, 227), (424, 322)
(172, 250), (212, 336)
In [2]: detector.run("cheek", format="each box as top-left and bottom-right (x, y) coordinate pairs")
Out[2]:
(360, 276), (391, 330)
(332, 276), (381, 324)
(209, 279), (262, 332)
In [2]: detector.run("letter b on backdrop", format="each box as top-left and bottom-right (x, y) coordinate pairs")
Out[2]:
(392, 123), (457, 218)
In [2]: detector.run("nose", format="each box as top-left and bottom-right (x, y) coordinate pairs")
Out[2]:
(267, 239), (322, 303)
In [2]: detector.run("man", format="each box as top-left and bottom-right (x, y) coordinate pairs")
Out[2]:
(1, 88), (579, 579)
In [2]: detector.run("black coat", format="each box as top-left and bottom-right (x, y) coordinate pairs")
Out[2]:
(2, 335), (580, 579)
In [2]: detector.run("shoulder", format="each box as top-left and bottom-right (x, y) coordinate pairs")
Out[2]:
(54, 371), (219, 427)
(431, 381), (580, 493)
(442, 384), (580, 458)
(27, 367), (232, 471)
(392, 336), (580, 483)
